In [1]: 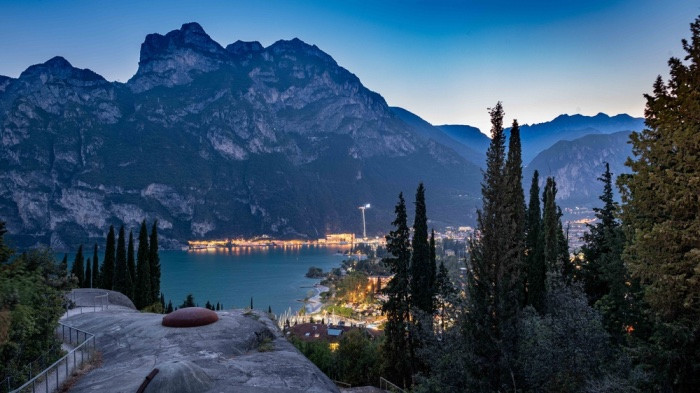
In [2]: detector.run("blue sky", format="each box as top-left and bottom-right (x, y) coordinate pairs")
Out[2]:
(0, 0), (697, 132)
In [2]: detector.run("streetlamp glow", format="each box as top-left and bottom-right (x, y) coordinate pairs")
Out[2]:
(358, 203), (371, 239)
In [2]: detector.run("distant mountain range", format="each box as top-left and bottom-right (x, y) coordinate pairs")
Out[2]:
(0, 22), (643, 249)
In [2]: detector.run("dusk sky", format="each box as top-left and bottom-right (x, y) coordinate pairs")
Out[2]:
(1, 0), (697, 133)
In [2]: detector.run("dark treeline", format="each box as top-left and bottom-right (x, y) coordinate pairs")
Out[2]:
(68, 219), (163, 311)
(378, 17), (700, 392)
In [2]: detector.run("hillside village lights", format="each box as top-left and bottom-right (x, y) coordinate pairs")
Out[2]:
(359, 203), (371, 239)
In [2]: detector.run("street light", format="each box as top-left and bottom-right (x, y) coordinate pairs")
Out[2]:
(358, 203), (371, 239)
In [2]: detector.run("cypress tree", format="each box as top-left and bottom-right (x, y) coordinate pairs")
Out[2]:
(113, 226), (132, 297)
(435, 261), (455, 335)
(541, 177), (562, 286)
(381, 193), (413, 387)
(618, 17), (700, 390)
(410, 182), (433, 314)
(250, 296), (254, 309)
(101, 225), (116, 290)
(92, 244), (99, 289)
(466, 102), (519, 391)
(135, 220), (151, 309)
(59, 254), (68, 277)
(71, 245), (84, 287)
(85, 258), (92, 288)
(525, 171), (546, 312)
(166, 300), (173, 314)
(504, 120), (526, 305)
(149, 221), (161, 305)
(429, 229), (437, 300)
(126, 231), (136, 300)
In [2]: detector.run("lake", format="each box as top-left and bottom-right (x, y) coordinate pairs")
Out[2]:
(159, 245), (350, 315)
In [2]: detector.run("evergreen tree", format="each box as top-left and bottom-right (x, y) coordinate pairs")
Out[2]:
(250, 296), (253, 309)
(504, 119), (526, 306)
(542, 178), (560, 282)
(410, 182), (433, 314)
(85, 258), (92, 288)
(205, 300), (213, 310)
(580, 163), (632, 343)
(160, 293), (165, 312)
(71, 245), (84, 287)
(381, 193), (413, 387)
(268, 305), (272, 314)
(126, 231), (136, 300)
(149, 221), (161, 305)
(101, 225), (116, 290)
(180, 294), (195, 308)
(618, 17), (700, 391)
(59, 254), (68, 277)
(166, 300), (173, 313)
(434, 261), (455, 336)
(429, 229), (436, 299)
(525, 171), (546, 312)
(135, 220), (151, 309)
(465, 102), (519, 391)
(113, 226), (132, 298)
(92, 244), (99, 289)
(0, 220), (12, 263)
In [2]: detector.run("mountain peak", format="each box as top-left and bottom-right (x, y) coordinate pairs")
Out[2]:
(129, 22), (230, 93)
(226, 40), (263, 55)
(180, 22), (205, 34)
(18, 56), (105, 83)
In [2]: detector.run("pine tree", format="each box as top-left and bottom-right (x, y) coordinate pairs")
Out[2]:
(85, 258), (92, 288)
(135, 220), (151, 309)
(618, 16), (700, 391)
(410, 182), (434, 314)
(580, 163), (632, 342)
(71, 245), (84, 287)
(101, 225), (116, 290)
(381, 193), (413, 387)
(126, 231), (136, 300)
(525, 171), (546, 312)
(465, 102), (519, 391)
(166, 300), (173, 313)
(92, 244), (99, 289)
(149, 221), (161, 305)
(113, 226), (132, 298)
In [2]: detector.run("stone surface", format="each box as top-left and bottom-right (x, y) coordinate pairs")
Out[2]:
(162, 307), (218, 327)
(63, 307), (339, 392)
(143, 360), (213, 393)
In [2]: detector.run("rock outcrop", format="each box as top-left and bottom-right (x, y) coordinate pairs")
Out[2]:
(63, 305), (339, 392)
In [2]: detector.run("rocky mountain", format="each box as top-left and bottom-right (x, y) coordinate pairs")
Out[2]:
(437, 124), (491, 156)
(0, 23), (482, 250)
(439, 113), (643, 164)
(524, 131), (633, 206)
(390, 107), (484, 166)
(513, 113), (643, 163)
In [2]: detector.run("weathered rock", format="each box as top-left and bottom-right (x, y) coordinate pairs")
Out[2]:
(143, 360), (213, 393)
(162, 307), (218, 327)
(63, 308), (339, 392)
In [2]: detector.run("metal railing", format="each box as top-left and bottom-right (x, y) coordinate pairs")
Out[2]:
(66, 291), (109, 315)
(379, 377), (406, 393)
(9, 323), (96, 393)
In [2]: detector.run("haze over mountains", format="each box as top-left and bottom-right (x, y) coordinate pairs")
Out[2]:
(0, 22), (643, 250)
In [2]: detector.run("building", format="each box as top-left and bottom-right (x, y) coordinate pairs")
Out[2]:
(325, 233), (355, 244)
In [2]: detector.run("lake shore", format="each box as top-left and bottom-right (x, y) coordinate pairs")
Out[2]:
(305, 284), (329, 314)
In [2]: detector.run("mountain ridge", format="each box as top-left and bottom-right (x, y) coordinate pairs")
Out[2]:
(0, 23), (481, 250)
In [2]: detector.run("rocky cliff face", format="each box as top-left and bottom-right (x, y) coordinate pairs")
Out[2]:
(0, 23), (480, 250)
(524, 131), (633, 205)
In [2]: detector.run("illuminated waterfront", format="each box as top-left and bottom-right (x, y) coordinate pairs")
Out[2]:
(159, 245), (351, 315)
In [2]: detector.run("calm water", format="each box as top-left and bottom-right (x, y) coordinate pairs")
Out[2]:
(159, 245), (349, 314)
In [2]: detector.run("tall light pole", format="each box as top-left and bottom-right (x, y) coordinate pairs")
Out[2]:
(358, 203), (371, 239)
